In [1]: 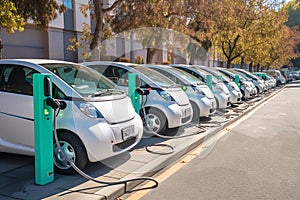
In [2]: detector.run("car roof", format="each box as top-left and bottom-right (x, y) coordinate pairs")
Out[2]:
(0, 59), (77, 65)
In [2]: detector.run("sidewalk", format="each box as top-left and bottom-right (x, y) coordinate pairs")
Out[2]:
(0, 88), (283, 200)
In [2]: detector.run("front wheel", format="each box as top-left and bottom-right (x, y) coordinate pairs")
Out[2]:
(143, 109), (167, 135)
(191, 101), (200, 124)
(53, 133), (88, 175)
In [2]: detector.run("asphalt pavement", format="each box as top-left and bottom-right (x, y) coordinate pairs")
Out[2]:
(0, 84), (285, 200)
(135, 81), (300, 200)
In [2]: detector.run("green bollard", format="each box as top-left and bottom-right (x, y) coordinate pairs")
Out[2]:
(216, 75), (222, 81)
(206, 74), (213, 91)
(128, 73), (140, 114)
(33, 74), (54, 185)
(234, 75), (240, 89)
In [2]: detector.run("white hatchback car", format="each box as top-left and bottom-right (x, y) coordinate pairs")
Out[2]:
(0, 59), (143, 174)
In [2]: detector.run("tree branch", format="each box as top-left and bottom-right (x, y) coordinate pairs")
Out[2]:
(102, 0), (123, 12)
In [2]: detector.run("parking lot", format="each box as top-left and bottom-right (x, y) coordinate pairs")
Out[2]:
(0, 86), (284, 200)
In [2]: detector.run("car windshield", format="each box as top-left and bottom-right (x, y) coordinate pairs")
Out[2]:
(191, 66), (219, 84)
(130, 65), (178, 88)
(202, 67), (231, 83)
(168, 67), (205, 85)
(237, 70), (259, 80)
(227, 69), (249, 81)
(41, 63), (120, 96)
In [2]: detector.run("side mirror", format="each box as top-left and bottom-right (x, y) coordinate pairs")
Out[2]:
(136, 88), (150, 96)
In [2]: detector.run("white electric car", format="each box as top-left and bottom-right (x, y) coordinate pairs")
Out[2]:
(233, 68), (266, 94)
(197, 66), (242, 105)
(172, 64), (231, 109)
(217, 68), (257, 99)
(0, 59), (143, 174)
(146, 64), (216, 122)
(82, 61), (193, 135)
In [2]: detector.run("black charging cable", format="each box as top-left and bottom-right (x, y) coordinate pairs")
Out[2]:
(47, 98), (158, 193)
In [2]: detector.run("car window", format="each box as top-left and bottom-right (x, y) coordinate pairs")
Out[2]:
(0, 64), (37, 95)
(177, 67), (206, 83)
(90, 65), (129, 86)
(42, 63), (119, 96)
(154, 68), (183, 85)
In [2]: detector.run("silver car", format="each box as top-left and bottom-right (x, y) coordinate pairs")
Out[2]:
(146, 64), (216, 122)
(172, 64), (230, 109)
(0, 59), (143, 174)
(217, 68), (257, 99)
(83, 61), (193, 134)
(197, 66), (243, 104)
(233, 68), (265, 94)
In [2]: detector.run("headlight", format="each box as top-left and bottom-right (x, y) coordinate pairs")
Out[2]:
(76, 102), (103, 118)
(192, 87), (205, 96)
(228, 83), (235, 90)
(157, 90), (174, 102)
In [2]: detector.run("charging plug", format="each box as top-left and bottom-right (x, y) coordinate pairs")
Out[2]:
(46, 98), (66, 110)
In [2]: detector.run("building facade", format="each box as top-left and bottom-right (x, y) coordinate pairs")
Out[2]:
(1, 0), (89, 62)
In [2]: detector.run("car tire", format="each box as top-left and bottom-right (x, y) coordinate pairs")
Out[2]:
(143, 108), (167, 135)
(191, 101), (200, 124)
(53, 132), (88, 175)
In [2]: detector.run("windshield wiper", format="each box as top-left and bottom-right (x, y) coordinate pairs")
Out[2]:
(92, 89), (124, 97)
(165, 84), (180, 88)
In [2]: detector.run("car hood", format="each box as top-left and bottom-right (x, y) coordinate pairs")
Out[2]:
(197, 84), (215, 99)
(92, 96), (136, 124)
(166, 88), (190, 106)
(218, 82), (230, 95)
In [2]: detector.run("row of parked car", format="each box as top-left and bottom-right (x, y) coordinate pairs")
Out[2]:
(0, 59), (279, 174)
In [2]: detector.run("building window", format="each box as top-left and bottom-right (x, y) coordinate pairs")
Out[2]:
(63, 0), (73, 9)
(63, 0), (74, 30)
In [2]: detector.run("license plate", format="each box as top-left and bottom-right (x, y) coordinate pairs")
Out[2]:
(184, 108), (192, 117)
(122, 126), (135, 140)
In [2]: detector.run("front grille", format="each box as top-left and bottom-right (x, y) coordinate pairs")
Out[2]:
(112, 137), (136, 152)
(181, 116), (190, 124)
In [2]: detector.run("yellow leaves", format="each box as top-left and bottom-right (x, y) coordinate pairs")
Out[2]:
(0, 0), (25, 33)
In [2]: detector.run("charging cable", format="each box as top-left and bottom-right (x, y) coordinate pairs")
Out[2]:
(48, 98), (158, 193)
(137, 90), (207, 155)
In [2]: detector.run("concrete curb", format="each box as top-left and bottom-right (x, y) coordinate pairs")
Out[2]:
(95, 87), (284, 200)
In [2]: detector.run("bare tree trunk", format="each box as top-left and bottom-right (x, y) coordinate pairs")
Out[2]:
(146, 48), (157, 64)
(249, 62), (253, 72)
(240, 57), (244, 69)
(189, 43), (196, 65)
(226, 59), (231, 68)
(89, 0), (103, 61)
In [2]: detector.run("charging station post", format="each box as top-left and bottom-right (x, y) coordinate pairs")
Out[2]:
(33, 73), (54, 185)
(234, 75), (240, 88)
(216, 75), (222, 81)
(206, 74), (213, 91)
(128, 73), (140, 113)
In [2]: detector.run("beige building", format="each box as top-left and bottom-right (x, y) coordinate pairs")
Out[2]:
(1, 0), (89, 62)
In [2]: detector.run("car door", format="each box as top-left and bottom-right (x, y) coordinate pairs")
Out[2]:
(0, 64), (37, 155)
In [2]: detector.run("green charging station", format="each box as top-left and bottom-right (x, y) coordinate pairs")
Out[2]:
(234, 75), (240, 88)
(33, 73), (54, 185)
(128, 73), (140, 113)
(206, 74), (213, 91)
(216, 75), (222, 81)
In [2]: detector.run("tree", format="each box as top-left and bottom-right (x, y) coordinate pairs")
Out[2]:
(285, 0), (300, 28)
(0, 0), (25, 59)
(0, 0), (65, 59)
(285, 0), (300, 68)
(69, 0), (123, 60)
(72, 0), (191, 62)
